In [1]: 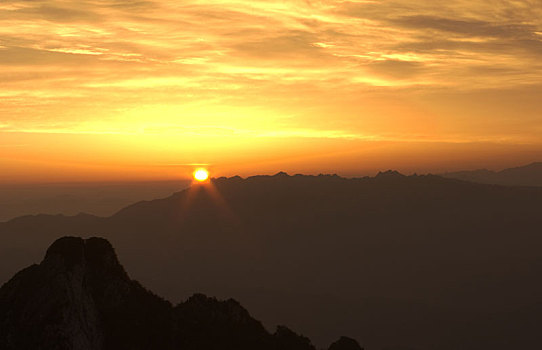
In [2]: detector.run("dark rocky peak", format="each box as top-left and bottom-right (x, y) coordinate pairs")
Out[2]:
(178, 293), (255, 324)
(0, 237), (171, 350)
(273, 171), (290, 177)
(273, 325), (315, 350)
(174, 295), (318, 350)
(1, 237), (105, 350)
(84, 237), (129, 281)
(213, 175), (243, 184)
(214, 172), (345, 186)
(375, 170), (405, 179)
(328, 336), (364, 350)
(173, 293), (270, 350)
(174, 293), (269, 344)
(43, 236), (128, 281)
(1, 237), (361, 350)
(43, 236), (87, 269)
(316, 173), (340, 178)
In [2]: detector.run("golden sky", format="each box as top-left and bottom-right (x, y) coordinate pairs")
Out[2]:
(1, 0), (542, 182)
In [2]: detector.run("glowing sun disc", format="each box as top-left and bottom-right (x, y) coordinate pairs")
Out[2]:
(194, 169), (209, 182)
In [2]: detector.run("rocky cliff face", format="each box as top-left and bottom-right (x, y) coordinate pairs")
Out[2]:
(0, 236), (359, 350)
(0, 237), (172, 350)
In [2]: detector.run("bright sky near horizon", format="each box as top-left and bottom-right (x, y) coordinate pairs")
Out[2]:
(1, 0), (542, 182)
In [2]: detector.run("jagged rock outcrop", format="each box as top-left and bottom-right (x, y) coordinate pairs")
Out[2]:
(375, 170), (405, 179)
(328, 336), (364, 350)
(173, 293), (316, 350)
(273, 325), (315, 350)
(0, 237), (358, 350)
(173, 293), (270, 349)
(0, 237), (172, 350)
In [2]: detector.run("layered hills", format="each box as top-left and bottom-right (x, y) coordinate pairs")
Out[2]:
(0, 236), (362, 350)
(442, 162), (542, 186)
(1, 172), (542, 349)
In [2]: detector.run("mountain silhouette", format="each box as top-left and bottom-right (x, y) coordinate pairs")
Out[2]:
(0, 236), (354, 350)
(328, 337), (364, 350)
(442, 162), (542, 186)
(1, 172), (542, 349)
(0, 180), (192, 222)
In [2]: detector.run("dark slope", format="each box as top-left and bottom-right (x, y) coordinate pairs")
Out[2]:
(0, 237), (335, 350)
(442, 161), (542, 186)
(0, 237), (172, 350)
(329, 337), (364, 350)
(1, 172), (542, 349)
(173, 294), (316, 350)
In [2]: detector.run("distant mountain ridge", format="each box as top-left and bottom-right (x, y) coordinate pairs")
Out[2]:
(1, 172), (542, 349)
(442, 162), (542, 186)
(0, 236), (362, 350)
(0, 180), (191, 222)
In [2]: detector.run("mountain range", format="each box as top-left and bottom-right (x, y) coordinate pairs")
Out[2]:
(1, 171), (542, 349)
(0, 236), (362, 350)
(2, 161), (540, 222)
(442, 162), (542, 186)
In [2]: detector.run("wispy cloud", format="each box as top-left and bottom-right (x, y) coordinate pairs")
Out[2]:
(1, 0), (542, 151)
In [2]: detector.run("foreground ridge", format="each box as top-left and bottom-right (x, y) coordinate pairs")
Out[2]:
(0, 236), (363, 350)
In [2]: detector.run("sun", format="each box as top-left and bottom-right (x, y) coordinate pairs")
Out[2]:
(193, 168), (209, 182)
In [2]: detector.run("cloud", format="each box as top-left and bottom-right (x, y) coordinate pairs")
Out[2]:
(0, 46), (104, 65)
(232, 31), (328, 60)
(366, 59), (426, 79)
(12, 5), (103, 23)
(393, 15), (536, 38)
(0, 0), (541, 146)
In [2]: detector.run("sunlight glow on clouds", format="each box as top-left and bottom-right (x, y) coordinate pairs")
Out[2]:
(1, 0), (542, 180)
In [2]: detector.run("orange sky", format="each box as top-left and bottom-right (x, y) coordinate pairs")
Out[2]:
(1, 0), (542, 182)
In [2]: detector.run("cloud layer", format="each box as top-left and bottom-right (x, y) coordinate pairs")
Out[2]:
(1, 0), (542, 179)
